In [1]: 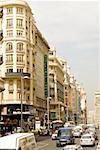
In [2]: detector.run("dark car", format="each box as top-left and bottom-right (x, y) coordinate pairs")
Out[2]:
(56, 127), (75, 147)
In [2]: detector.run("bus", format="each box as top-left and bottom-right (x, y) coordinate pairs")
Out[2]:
(50, 120), (64, 133)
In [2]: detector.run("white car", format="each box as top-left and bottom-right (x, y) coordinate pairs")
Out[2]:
(51, 130), (58, 140)
(97, 141), (100, 150)
(62, 144), (85, 150)
(80, 133), (95, 146)
(73, 130), (82, 137)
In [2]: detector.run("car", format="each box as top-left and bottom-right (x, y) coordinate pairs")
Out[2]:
(51, 130), (58, 140)
(86, 128), (98, 140)
(97, 141), (100, 150)
(62, 144), (85, 150)
(40, 129), (49, 136)
(56, 127), (75, 147)
(73, 129), (82, 138)
(80, 133), (95, 146)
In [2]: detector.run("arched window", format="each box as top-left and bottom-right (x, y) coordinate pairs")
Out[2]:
(6, 42), (13, 51)
(17, 42), (23, 51)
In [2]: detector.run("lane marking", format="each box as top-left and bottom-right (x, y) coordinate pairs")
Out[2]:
(36, 143), (48, 150)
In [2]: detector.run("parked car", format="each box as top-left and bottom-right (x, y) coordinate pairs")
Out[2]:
(62, 144), (85, 150)
(56, 127), (75, 147)
(97, 141), (100, 150)
(51, 130), (58, 140)
(80, 133), (95, 146)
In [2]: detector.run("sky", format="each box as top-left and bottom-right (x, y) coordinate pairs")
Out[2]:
(27, 0), (99, 111)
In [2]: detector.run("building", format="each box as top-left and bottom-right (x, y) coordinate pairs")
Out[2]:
(49, 48), (66, 121)
(0, 0), (49, 127)
(94, 91), (100, 127)
(34, 27), (49, 126)
(80, 88), (87, 124)
(0, 54), (4, 120)
(87, 110), (95, 124)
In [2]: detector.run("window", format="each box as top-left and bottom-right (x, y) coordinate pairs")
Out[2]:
(6, 54), (13, 62)
(6, 7), (13, 14)
(16, 30), (23, 37)
(7, 68), (13, 73)
(16, 19), (23, 28)
(0, 55), (3, 62)
(17, 55), (23, 62)
(16, 7), (23, 14)
(17, 68), (23, 73)
(6, 19), (13, 28)
(0, 7), (3, 18)
(7, 30), (13, 37)
(6, 42), (13, 51)
(9, 80), (13, 92)
(49, 51), (53, 55)
(17, 43), (23, 51)
(17, 80), (21, 92)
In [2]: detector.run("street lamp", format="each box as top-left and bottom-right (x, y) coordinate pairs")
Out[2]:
(47, 97), (51, 131)
(20, 75), (30, 132)
(66, 105), (69, 122)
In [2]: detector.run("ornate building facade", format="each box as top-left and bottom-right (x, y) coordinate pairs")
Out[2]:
(0, 0), (49, 127)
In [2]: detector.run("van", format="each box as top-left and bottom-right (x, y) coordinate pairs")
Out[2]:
(56, 127), (75, 147)
(0, 133), (37, 150)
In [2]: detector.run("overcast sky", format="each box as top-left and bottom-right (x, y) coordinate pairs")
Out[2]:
(27, 0), (99, 111)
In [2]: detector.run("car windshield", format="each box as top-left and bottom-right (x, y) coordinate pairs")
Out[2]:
(58, 129), (71, 136)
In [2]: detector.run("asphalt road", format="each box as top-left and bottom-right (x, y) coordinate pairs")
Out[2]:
(36, 130), (100, 150)
(36, 137), (98, 150)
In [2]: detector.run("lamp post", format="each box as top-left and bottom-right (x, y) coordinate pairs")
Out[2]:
(66, 105), (68, 122)
(47, 97), (51, 130)
(20, 75), (30, 132)
(20, 76), (23, 132)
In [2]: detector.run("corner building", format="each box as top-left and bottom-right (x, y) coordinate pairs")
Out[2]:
(0, 0), (49, 127)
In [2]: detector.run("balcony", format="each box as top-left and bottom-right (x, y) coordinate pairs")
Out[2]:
(0, 55), (3, 65)
(0, 8), (3, 18)
(1, 99), (30, 105)
(5, 72), (30, 79)
(0, 30), (3, 41)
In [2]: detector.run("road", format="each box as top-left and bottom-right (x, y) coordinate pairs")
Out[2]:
(36, 137), (98, 150)
(36, 131), (100, 150)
